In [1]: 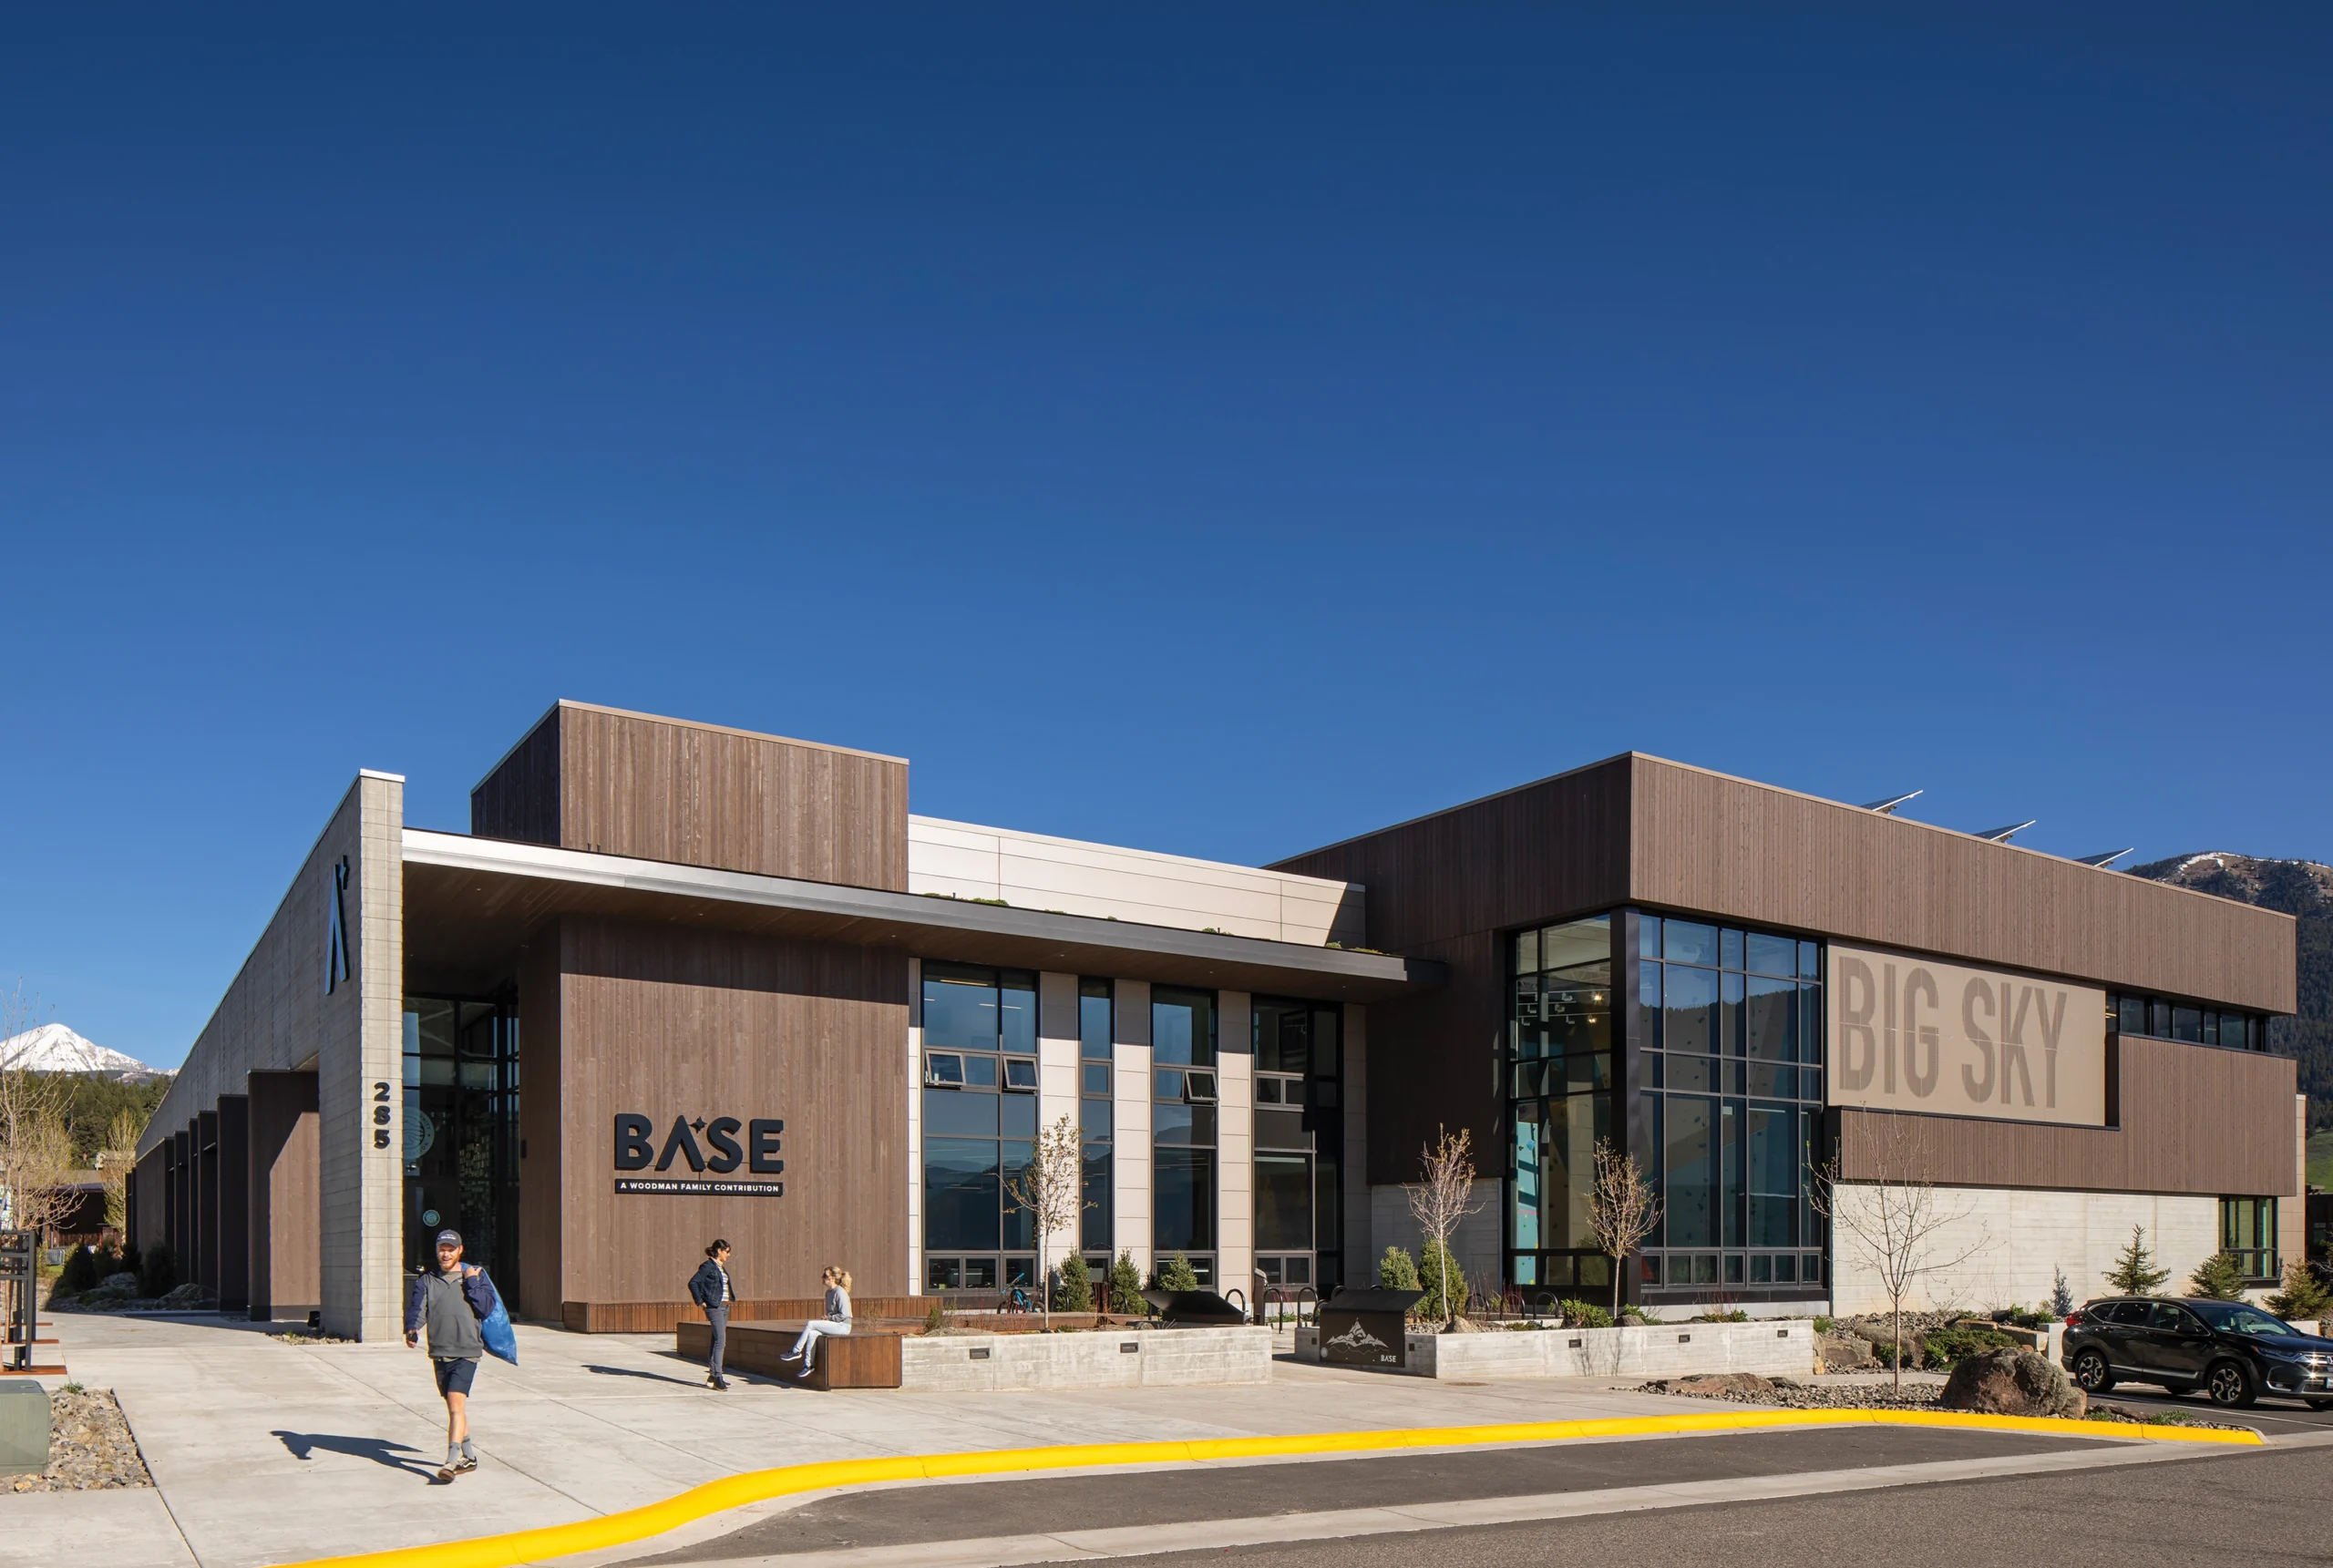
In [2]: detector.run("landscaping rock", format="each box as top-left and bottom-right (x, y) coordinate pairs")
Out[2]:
(1816, 1331), (1876, 1372)
(1937, 1347), (2085, 1419)
(1669, 1373), (1776, 1398)
(155, 1282), (217, 1311)
(9, 1389), (152, 1492)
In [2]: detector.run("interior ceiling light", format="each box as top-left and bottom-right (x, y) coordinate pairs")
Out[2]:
(1972, 820), (2038, 843)
(1861, 791), (1924, 815)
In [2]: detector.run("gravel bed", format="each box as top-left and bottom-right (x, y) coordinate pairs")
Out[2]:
(269, 1328), (356, 1344)
(1637, 1378), (2249, 1430)
(9, 1389), (154, 1492)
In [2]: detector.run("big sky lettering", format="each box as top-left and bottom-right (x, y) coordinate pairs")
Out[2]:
(1827, 944), (2104, 1127)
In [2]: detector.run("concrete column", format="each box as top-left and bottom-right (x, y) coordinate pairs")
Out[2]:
(318, 771), (406, 1341)
(905, 958), (923, 1295)
(197, 1110), (221, 1296)
(171, 1129), (190, 1269)
(1036, 973), (1081, 1277)
(1216, 991), (1254, 1308)
(1114, 980), (1152, 1280)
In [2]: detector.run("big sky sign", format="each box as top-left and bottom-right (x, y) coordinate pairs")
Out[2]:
(1825, 944), (2107, 1127)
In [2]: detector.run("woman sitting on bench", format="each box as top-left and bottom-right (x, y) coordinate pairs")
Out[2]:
(786, 1266), (852, 1377)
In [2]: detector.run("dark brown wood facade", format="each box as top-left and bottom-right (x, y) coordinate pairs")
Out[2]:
(470, 702), (910, 892)
(519, 915), (910, 1320)
(1273, 751), (2299, 1185)
(1839, 1034), (2301, 1196)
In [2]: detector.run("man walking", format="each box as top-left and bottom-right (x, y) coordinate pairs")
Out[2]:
(405, 1229), (498, 1481)
(688, 1239), (735, 1390)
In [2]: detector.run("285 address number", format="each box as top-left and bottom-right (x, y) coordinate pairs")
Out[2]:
(373, 1081), (391, 1148)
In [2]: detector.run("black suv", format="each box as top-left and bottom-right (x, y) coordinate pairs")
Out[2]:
(2064, 1296), (2333, 1409)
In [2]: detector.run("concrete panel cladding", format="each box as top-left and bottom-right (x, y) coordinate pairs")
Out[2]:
(1628, 754), (2296, 1014)
(470, 701), (910, 891)
(139, 771), (406, 1339)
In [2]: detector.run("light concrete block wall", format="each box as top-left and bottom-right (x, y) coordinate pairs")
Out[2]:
(900, 1326), (1272, 1391)
(1217, 990), (1254, 1301)
(1113, 979), (1153, 1279)
(908, 816), (1364, 947)
(1828, 1184), (2221, 1317)
(905, 958), (923, 1294)
(1370, 1179), (1504, 1296)
(143, 772), (405, 1340)
(1297, 1320), (1817, 1380)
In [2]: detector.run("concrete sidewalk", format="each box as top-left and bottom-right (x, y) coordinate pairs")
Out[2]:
(3, 1313), (1703, 1568)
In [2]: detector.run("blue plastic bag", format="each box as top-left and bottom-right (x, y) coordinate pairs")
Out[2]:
(475, 1268), (518, 1365)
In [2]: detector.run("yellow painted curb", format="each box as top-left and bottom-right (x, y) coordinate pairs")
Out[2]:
(269, 1409), (2259, 1568)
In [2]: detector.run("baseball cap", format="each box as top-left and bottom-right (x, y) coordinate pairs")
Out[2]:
(435, 1229), (464, 1249)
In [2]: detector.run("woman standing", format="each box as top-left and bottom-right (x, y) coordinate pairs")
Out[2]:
(687, 1240), (735, 1391)
(786, 1266), (852, 1378)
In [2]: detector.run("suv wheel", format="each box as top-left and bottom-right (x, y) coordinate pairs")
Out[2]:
(2206, 1359), (2256, 1409)
(2072, 1348), (2114, 1394)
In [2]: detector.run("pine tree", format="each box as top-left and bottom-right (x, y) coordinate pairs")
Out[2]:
(1108, 1250), (1146, 1314)
(2266, 1260), (2333, 1325)
(1418, 1238), (1470, 1322)
(2049, 1266), (2075, 1318)
(1156, 1252), (1200, 1292)
(2103, 1225), (2170, 1296)
(1377, 1245), (1420, 1290)
(2189, 1251), (2247, 1300)
(1055, 1253), (1094, 1314)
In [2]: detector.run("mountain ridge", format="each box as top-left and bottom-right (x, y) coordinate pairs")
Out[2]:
(0, 1023), (163, 1081)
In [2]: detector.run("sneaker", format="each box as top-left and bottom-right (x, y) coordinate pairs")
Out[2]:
(452, 1455), (478, 1474)
(436, 1464), (457, 1482)
(712, 1378), (731, 1391)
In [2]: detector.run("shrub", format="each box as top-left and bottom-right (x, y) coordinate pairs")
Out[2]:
(1108, 1251), (1146, 1315)
(1695, 1308), (1751, 1323)
(1156, 1252), (1200, 1292)
(1558, 1298), (1612, 1328)
(1377, 1246), (1420, 1291)
(1813, 1315), (1835, 1335)
(1921, 1327), (2020, 1369)
(139, 1244), (177, 1298)
(2189, 1251), (2248, 1301)
(922, 1298), (944, 1333)
(1055, 1254), (1094, 1315)
(2266, 1259), (2333, 1324)
(1418, 1239), (1469, 1321)
(1620, 1304), (1652, 1325)
(56, 1245), (98, 1295)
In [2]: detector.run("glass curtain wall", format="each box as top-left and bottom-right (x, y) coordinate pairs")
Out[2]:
(1639, 917), (1826, 1295)
(920, 962), (1040, 1294)
(1250, 997), (1343, 1295)
(401, 996), (519, 1281)
(1079, 978), (1114, 1268)
(1152, 986), (1218, 1286)
(1506, 916), (1614, 1293)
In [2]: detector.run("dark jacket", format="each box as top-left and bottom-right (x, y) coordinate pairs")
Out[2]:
(688, 1258), (735, 1313)
(405, 1266), (499, 1358)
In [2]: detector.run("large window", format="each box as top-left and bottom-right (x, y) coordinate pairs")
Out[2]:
(2221, 1196), (2279, 1284)
(401, 996), (519, 1282)
(1079, 978), (1114, 1263)
(1152, 985), (1218, 1285)
(1639, 916), (1825, 1294)
(1507, 915), (1614, 1293)
(922, 962), (1040, 1293)
(1251, 996), (1343, 1294)
(2112, 994), (2267, 1053)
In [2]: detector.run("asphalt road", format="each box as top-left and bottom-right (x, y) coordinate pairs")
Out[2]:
(1056, 1443), (2329, 1568)
(2092, 1382), (2333, 1436)
(629, 1426), (2119, 1563)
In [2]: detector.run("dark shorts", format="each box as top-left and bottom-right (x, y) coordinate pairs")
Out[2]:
(433, 1357), (479, 1399)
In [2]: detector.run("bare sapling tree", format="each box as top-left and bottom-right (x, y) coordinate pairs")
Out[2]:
(1811, 1112), (1991, 1389)
(1004, 1113), (1090, 1328)
(0, 982), (75, 1242)
(1585, 1137), (1661, 1319)
(101, 1107), (145, 1238)
(1404, 1125), (1485, 1327)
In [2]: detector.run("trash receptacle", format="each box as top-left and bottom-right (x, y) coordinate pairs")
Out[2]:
(1316, 1287), (1423, 1368)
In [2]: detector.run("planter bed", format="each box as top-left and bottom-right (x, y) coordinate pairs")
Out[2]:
(1295, 1319), (1817, 1380)
(676, 1322), (1274, 1391)
(1638, 1376), (2250, 1430)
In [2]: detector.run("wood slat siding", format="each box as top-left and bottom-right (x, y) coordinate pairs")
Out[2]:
(1269, 758), (1632, 1182)
(1839, 1035), (2300, 1196)
(470, 708), (561, 845)
(1630, 755), (2296, 1014)
(551, 917), (909, 1307)
(247, 1071), (320, 1320)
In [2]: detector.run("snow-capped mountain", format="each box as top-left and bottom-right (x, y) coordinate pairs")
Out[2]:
(0, 1023), (162, 1080)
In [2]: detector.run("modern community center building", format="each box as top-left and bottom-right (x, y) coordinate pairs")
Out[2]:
(132, 702), (2303, 1339)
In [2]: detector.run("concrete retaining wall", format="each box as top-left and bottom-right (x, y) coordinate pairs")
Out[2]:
(1296, 1319), (1817, 1379)
(902, 1326), (1273, 1392)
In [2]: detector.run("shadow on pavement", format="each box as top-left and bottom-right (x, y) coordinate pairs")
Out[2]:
(587, 1364), (712, 1388)
(272, 1430), (444, 1480)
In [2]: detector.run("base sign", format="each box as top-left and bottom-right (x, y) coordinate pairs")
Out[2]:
(1317, 1286), (1423, 1368)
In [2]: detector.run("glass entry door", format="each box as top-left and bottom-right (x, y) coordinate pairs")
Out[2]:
(402, 996), (519, 1282)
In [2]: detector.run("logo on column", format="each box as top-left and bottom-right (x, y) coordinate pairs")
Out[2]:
(325, 856), (352, 995)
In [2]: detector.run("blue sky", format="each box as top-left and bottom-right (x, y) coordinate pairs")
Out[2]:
(3, 6), (2327, 1068)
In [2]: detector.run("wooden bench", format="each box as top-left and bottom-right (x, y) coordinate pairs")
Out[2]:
(674, 1321), (901, 1389)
